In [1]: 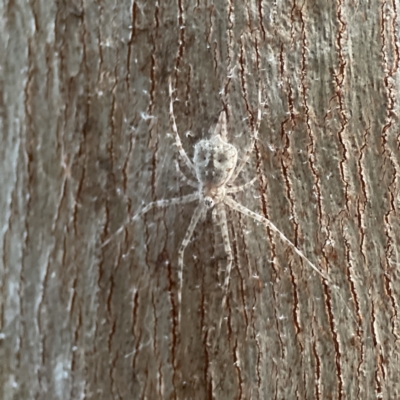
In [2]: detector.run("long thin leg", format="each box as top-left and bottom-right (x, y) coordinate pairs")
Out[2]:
(168, 77), (196, 174)
(102, 193), (199, 247)
(230, 86), (262, 182)
(177, 203), (205, 323)
(225, 197), (360, 326)
(223, 196), (329, 281)
(226, 177), (257, 193)
(213, 111), (228, 141)
(175, 160), (198, 188)
(211, 205), (219, 226)
(215, 204), (234, 328)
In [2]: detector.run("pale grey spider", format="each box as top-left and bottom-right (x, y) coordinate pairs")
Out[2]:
(103, 79), (329, 324)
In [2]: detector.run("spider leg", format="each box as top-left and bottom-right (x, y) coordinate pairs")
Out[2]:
(224, 197), (359, 326)
(226, 177), (257, 194)
(211, 204), (219, 226)
(215, 203), (234, 327)
(213, 111), (228, 141)
(223, 196), (329, 282)
(175, 160), (198, 188)
(102, 193), (199, 247)
(230, 86), (263, 182)
(168, 77), (196, 174)
(177, 203), (205, 324)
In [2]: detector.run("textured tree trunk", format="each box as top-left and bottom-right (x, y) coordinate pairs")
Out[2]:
(1, 0), (400, 399)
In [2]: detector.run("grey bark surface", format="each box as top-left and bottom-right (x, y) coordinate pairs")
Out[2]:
(1, 0), (400, 399)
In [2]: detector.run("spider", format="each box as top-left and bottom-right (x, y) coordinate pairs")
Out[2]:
(103, 78), (329, 324)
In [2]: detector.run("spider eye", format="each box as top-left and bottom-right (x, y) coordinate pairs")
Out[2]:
(196, 150), (207, 161)
(217, 154), (226, 163)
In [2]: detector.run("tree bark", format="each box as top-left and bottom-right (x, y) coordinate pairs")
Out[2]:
(1, 0), (400, 399)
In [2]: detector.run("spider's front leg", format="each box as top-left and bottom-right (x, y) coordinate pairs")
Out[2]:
(230, 86), (263, 182)
(168, 77), (196, 176)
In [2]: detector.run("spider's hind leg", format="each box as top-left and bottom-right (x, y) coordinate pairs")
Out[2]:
(177, 203), (205, 324)
(102, 193), (199, 247)
(213, 203), (234, 330)
(224, 196), (329, 281)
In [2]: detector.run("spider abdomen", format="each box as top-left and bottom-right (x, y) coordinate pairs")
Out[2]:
(193, 133), (238, 188)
